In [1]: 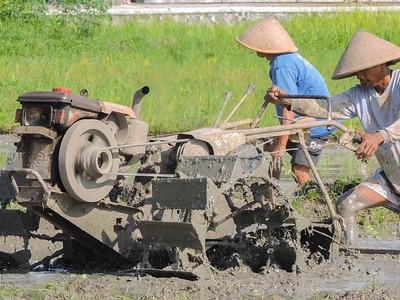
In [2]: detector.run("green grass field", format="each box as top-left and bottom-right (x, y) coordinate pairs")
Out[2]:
(1, 10), (400, 133)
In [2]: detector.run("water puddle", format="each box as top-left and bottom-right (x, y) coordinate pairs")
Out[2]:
(359, 238), (400, 250)
(280, 144), (379, 182)
(0, 271), (68, 286)
(0, 135), (19, 169)
(314, 243), (400, 293)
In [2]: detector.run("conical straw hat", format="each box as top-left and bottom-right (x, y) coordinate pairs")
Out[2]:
(236, 18), (298, 54)
(332, 30), (400, 80)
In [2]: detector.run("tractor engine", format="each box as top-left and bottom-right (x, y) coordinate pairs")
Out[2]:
(12, 87), (149, 202)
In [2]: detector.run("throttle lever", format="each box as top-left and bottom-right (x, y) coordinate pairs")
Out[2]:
(339, 130), (362, 152)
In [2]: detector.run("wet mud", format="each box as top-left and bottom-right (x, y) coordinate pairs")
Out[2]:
(1, 198), (399, 299)
(0, 246), (399, 299)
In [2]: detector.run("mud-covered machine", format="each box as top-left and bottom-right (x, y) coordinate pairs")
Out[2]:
(0, 86), (358, 278)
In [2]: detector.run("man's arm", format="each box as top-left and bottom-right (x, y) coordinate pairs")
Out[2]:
(265, 85), (386, 163)
(265, 85), (356, 119)
(379, 120), (400, 144)
(273, 107), (295, 159)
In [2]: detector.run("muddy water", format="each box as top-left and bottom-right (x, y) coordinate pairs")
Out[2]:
(0, 135), (19, 169)
(280, 144), (380, 182)
(311, 254), (400, 294)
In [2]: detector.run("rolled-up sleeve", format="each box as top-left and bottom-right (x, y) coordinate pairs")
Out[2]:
(379, 120), (400, 143)
(291, 89), (357, 120)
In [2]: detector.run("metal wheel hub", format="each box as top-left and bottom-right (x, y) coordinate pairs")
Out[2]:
(58, 119), (119, 203)
(78, 144), (114, 178)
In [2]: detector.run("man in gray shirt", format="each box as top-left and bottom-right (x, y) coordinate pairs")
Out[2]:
(265, 29), (400, 247)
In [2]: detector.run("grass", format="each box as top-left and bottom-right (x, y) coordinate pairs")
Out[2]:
(0, 273), (200, 300)
(0, 277), (136, 300)
(0, 11), (400, 133)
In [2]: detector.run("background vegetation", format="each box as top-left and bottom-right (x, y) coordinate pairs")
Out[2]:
(0, 3), (400, 134)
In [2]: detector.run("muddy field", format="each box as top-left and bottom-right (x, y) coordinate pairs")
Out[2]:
(1, 223), (400, 299)
(1, 236), (400, 299)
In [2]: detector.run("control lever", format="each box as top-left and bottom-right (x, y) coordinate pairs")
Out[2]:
(339, 130), (362, 152)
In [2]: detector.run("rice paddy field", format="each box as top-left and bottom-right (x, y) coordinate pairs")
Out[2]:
(0, 9), (399, 134)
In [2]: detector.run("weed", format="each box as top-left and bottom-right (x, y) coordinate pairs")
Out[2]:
(296, 176), (362, 205)
(0, 0), (47, 22)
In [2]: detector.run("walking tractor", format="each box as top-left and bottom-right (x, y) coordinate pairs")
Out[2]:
(0, 85), (362, 278)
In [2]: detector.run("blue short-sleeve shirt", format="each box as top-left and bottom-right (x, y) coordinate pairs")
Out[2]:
(270, 53), (338, 138)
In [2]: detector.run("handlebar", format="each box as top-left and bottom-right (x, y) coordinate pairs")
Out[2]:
(278, 94), (332, 124)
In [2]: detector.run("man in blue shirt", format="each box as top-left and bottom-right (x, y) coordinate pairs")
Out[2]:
(236, 17), (337, 186)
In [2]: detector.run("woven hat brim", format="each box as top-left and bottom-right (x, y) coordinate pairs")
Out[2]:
(235, 36), (298, 54)
(236, 18), (298, 54)
(332, 30), (400, 80)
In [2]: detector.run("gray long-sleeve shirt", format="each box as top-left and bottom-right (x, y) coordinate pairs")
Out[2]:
(291, 69), (400, 193)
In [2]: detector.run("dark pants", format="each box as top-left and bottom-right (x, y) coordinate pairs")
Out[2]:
(286, 135), (330, 168)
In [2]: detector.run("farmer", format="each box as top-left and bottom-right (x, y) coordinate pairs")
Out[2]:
(236, 17), (337, 187)
(265, 29), (400, 247)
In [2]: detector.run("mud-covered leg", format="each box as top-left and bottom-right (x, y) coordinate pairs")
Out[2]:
(336, 185), (389, 247)
(291, 163), (311, 187)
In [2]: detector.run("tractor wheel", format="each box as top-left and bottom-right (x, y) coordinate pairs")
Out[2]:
(58, 119), (119, 202)
(176, 139), (210, 158)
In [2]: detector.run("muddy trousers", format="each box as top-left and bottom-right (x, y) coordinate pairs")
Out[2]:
(336, 185), (389, 247)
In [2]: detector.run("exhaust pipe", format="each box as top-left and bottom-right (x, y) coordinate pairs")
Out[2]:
(132, 86), (150, 119)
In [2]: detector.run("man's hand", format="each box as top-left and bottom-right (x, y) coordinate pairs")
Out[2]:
(264, 85), (284, 103)
(264, 85), (292, 108)
(269, 137), (288, 171)
(271, 143), (286, 161)
(355, 132), (384, 163)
